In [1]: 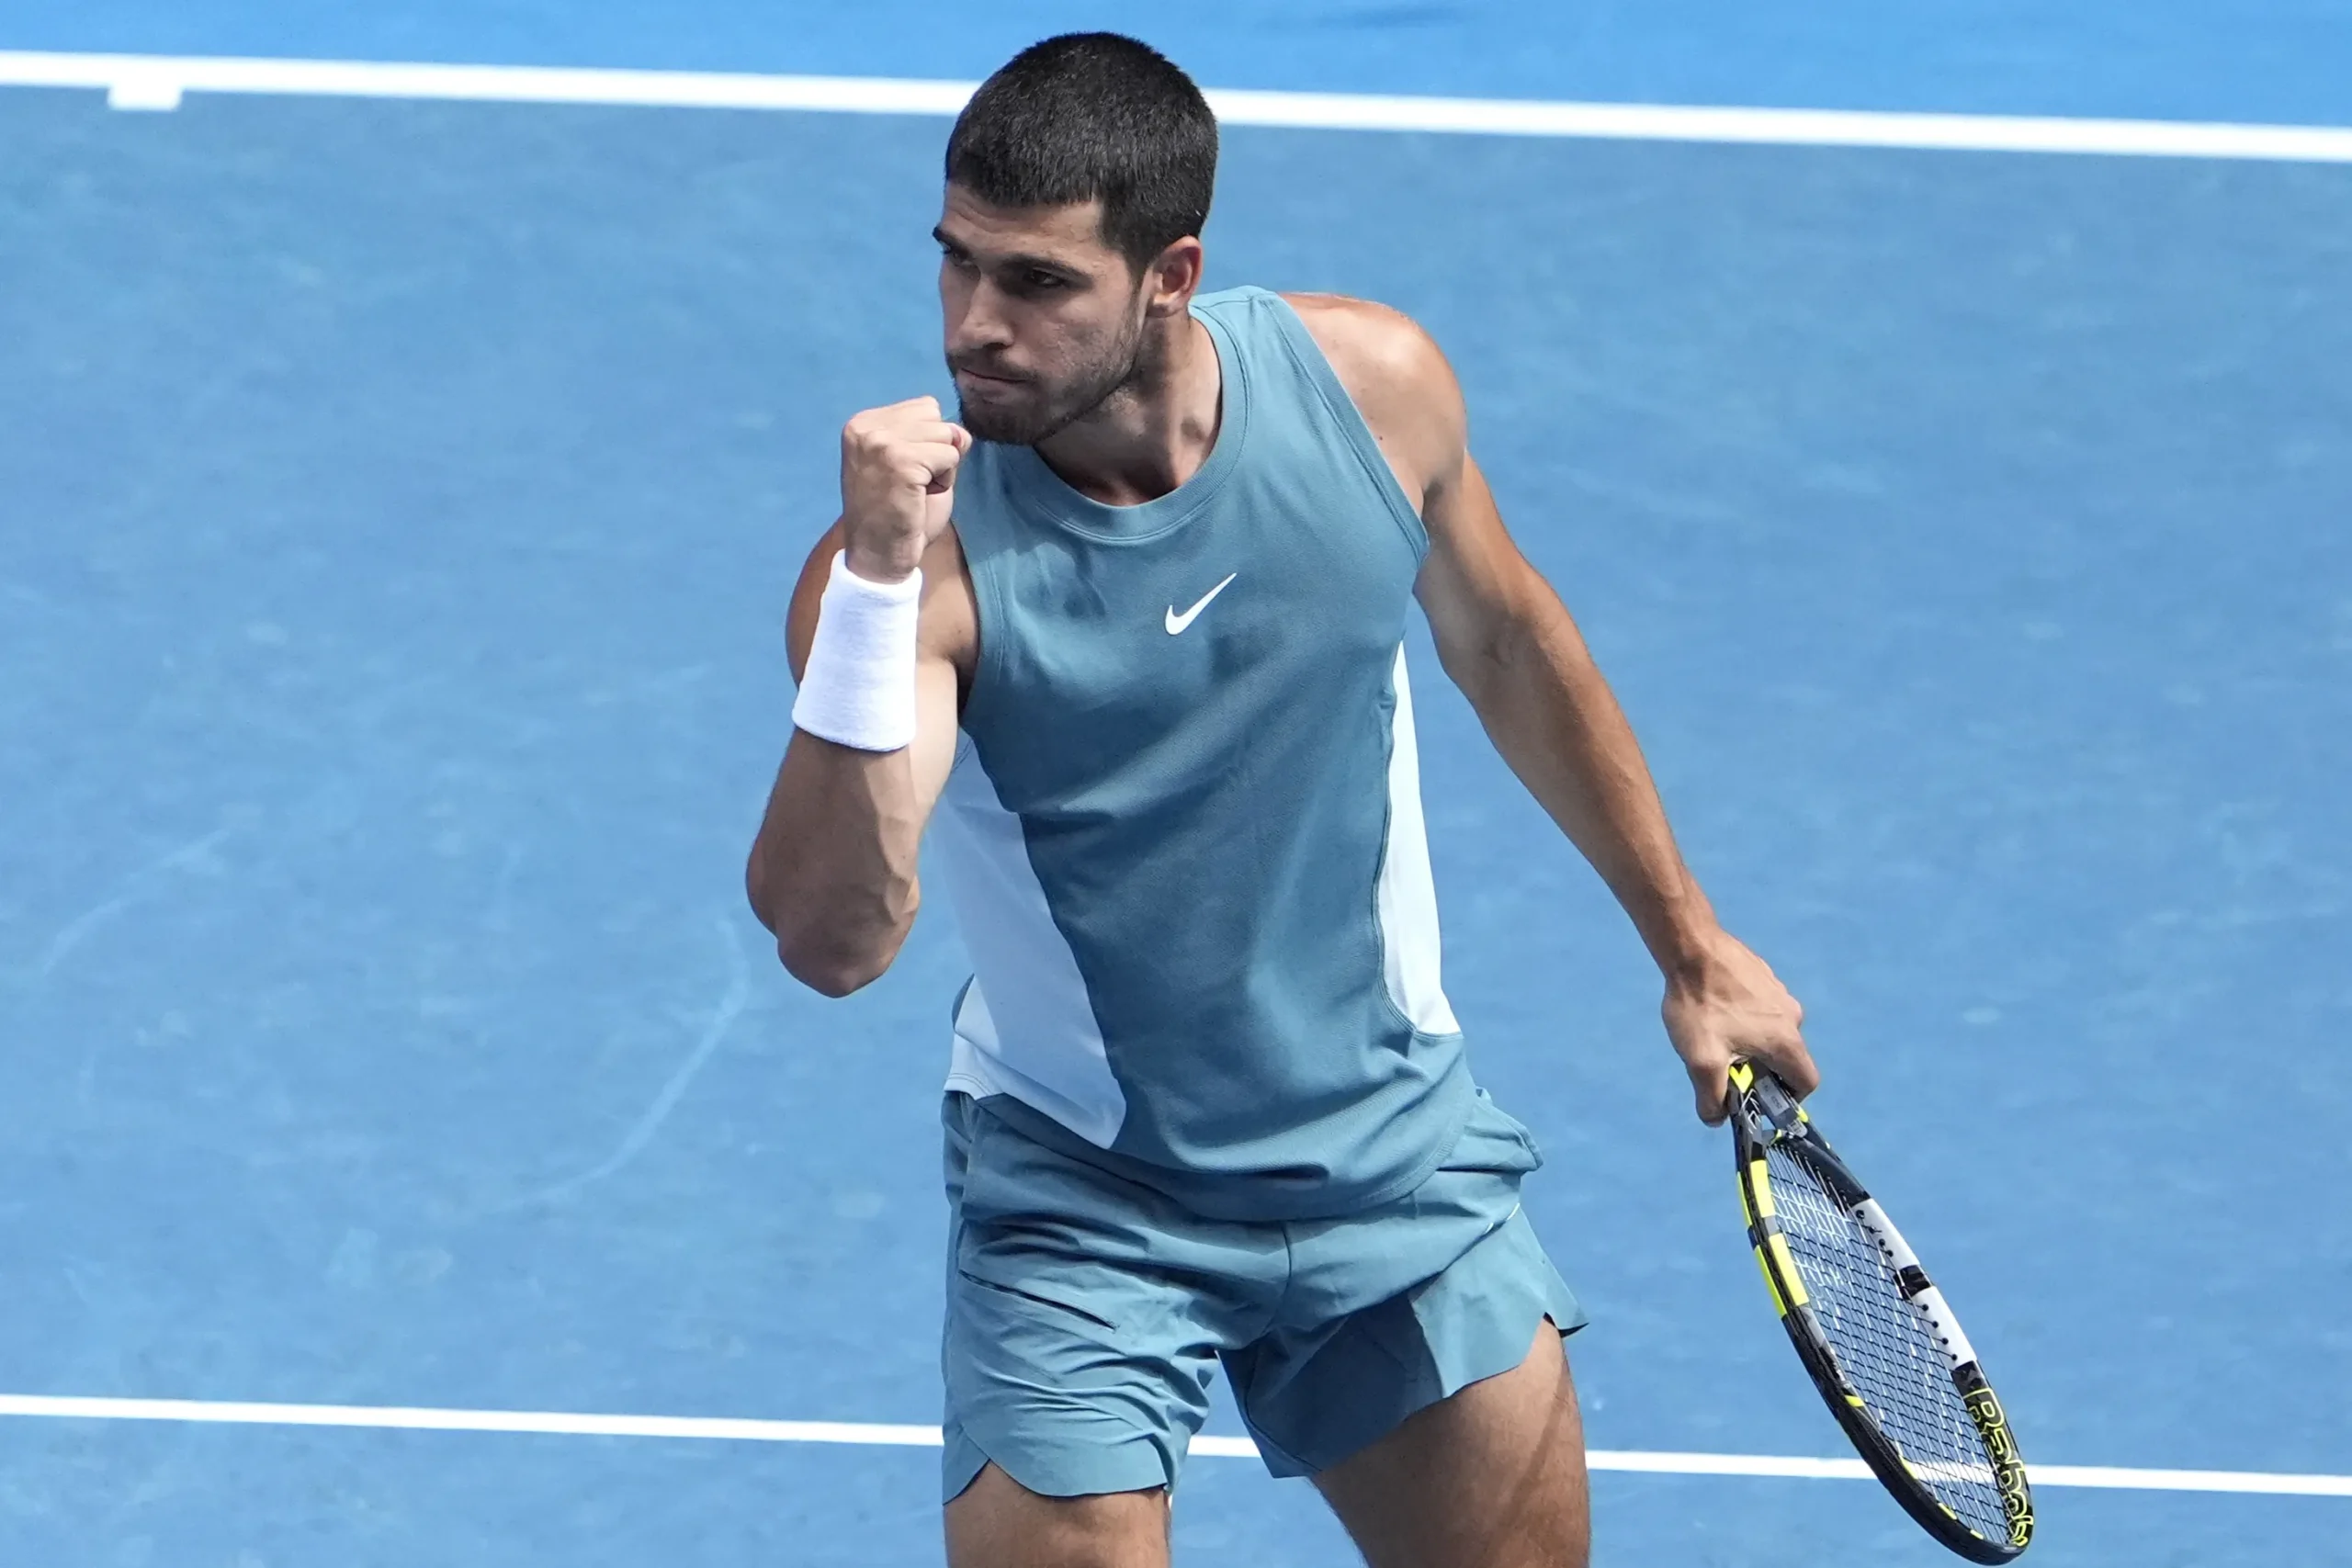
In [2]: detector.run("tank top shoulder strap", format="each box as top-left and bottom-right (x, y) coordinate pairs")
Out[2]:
(1188, 287), (1429, 558)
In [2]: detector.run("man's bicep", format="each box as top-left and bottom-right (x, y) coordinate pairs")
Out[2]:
(1416, 454), (1544, 684)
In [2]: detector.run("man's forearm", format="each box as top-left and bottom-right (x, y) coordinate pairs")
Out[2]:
(745, 735), (925, 996)
(1458, 600), (1719, 979)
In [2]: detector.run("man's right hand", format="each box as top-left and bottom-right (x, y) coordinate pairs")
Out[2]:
(840, 396), (972, 583)
(1660, 926), (1817, 1126)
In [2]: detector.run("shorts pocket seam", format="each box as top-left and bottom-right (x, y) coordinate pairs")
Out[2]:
(955, 1268), (1120, 1334)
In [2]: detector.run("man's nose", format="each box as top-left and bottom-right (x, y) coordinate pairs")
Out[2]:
(948, 280), (1013, 355)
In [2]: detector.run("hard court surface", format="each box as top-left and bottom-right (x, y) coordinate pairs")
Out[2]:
(2, 4), (2348, 1564)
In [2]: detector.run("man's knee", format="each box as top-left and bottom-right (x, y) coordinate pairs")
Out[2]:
(945, 1461), (1170, 1568)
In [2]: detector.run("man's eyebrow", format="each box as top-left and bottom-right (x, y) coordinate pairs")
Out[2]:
(931, 226), (1082, 276)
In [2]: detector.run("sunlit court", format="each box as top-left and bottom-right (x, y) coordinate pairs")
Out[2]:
(3, 6), (2349, 1565)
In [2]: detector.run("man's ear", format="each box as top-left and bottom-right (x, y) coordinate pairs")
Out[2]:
(1143, 236), (1205, 318)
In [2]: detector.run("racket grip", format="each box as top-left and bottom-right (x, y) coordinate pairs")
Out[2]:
(1749, 1068), (1804, 1133)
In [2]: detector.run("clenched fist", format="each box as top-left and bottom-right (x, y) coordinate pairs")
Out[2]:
(839, 396), (972, 583)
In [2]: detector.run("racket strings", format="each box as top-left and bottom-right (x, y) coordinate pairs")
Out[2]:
(1764, 1142), (2011, 1543)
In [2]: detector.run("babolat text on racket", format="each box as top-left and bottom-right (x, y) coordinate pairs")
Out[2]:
(1729, 1061), (2033, 1561)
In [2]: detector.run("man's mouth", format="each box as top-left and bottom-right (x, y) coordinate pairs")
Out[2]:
(952, 365), (1029, 388)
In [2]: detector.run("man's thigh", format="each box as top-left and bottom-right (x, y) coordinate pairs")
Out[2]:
(946, 1462), (1170, 1568)
(1312, 1321), (1589, 1568)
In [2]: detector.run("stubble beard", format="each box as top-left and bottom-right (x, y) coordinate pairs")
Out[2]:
(954, 309), (1154, 447)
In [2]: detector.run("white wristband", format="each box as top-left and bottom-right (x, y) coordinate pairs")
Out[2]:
(792, 551), (922, 751)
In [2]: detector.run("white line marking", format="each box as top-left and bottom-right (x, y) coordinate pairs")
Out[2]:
(105, 71), (182, 111)
(4, 1394), (2347, 1496)
(0, 1395), (942, 1448)
(3, 51), (2352, 163)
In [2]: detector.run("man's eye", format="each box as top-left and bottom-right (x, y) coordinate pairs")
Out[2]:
(1023, 270), (1065, 291)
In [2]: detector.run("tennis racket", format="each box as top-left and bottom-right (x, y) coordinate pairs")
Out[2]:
(1728, 1061), (2033, 1562)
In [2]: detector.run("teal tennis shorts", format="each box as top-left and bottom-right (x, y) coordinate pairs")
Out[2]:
(940, 1088), (1586, 1501)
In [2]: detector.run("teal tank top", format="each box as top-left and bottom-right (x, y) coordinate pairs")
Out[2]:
(929, 286), (1475, 1222)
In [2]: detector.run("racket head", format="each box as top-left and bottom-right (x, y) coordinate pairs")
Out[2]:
(1729, 1063), (2034, 1562)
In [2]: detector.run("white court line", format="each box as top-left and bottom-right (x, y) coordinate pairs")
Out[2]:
(4, 50), (2352, 162)
(4, 1394), (2348, 1497)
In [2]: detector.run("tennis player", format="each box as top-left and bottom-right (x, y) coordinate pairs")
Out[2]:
(746, 33), (1819, 1568)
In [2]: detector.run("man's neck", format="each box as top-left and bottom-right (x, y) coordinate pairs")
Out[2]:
(1033, 315), (1221, 508)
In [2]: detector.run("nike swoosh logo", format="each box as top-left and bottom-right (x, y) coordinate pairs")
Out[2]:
(1165, 572), (1238, 636)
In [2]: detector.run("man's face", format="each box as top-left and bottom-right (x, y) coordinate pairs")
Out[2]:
(936, 186), (1151, 446)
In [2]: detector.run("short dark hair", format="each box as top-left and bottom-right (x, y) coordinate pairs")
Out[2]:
(945, 33), (1217, 271)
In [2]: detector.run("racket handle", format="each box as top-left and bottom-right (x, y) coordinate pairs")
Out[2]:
(1747, 1066), (1806, 1134)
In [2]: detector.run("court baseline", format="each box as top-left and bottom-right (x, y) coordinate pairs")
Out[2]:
(2, 1394), (2345, 1498)
(3, 50), (2352, 162)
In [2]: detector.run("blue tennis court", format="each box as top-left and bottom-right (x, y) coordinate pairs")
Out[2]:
(3, 6), (2348, 1564)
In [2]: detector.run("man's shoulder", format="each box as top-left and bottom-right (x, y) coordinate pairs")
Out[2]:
(1191, 288), (1446, 404)
(1274, 292), (1465, 502)
(1276, 290), (1429, 364)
